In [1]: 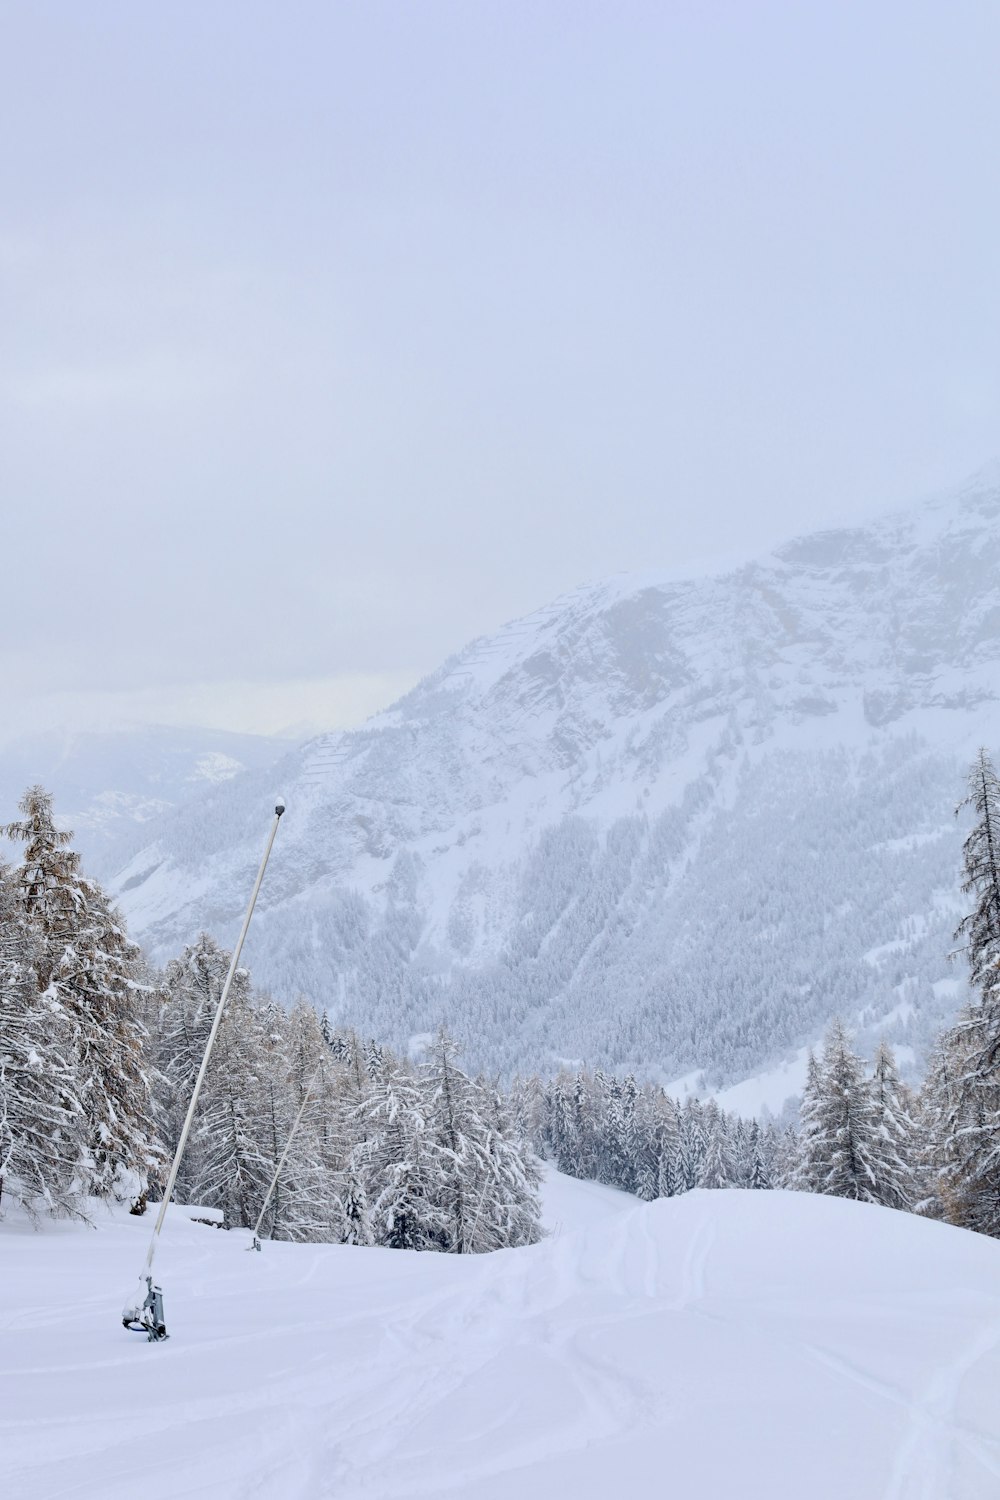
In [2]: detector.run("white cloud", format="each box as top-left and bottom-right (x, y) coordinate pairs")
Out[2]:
(6, 352), (242, 411)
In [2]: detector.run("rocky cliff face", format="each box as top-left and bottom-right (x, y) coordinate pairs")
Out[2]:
(110, 467), (1000, 1093)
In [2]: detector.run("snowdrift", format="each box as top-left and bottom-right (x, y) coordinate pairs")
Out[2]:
(4, 1172), (1000, 1499)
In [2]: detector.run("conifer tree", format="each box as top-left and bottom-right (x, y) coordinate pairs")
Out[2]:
(342, 1169), (374, 1246)
(423, 1029), (475, 1252)
(680, 1097), (706, 1190)
(698, 1100), (733, 1189)
(3, 787), (160, 1203)
(748, 1123), (772, 1190)
(422, 1029), (540, 1253)
(572, 1072), (597, 1180)
(472, 1078), (542, 1251)
(956, 748), (1000, 992)
(0, 862), (81, 1217)
(657, 1094), (683, 1198)
(810, 1020), (879, 1202)
(914, 1031), (964, 1221)
(633, 1087), (662, 1201)
(54, 884), (160, 1201)
(158, 933), (246, 1199)
(927, 751), (1000, 1235)
(867, 1041), (916, 1212)
(188, 990), (274, 1229)
(792, 1051), (824, 1193)
(353, 1061), (443, 1250)
(254, 999), (333, 1242)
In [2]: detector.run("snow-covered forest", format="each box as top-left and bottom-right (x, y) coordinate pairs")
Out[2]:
(0, 789), (542, 1248)
(5, 746), (1000, 1247)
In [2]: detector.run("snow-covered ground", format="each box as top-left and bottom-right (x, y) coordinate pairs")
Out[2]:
(4, 1170), (1000, 1499)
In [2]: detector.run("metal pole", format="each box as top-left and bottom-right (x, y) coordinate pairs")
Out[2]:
(123, 798), (285, 1338)
(249, 1058), (324, 1250)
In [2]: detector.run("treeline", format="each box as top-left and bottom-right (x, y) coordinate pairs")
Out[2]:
(526, 1024), (912, 1211)
(147, 933), (540, 1250)
(528, 749), (1000, 1241)
(524, 1069), (790, 1196)
(0, 787), (541, 1251)
(4, 745), (1000, 1247)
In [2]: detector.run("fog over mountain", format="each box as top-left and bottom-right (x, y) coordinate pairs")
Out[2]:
(0, 727), (290, 875)
(106, 467), (1000, 1104)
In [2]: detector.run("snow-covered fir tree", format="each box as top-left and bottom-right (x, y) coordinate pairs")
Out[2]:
(0, 860), (81, 1218)
(341, 1169), (374, 1247)
(792, 1050), (825, 1194)
(2, 786), (160, 1207)
(924, 749), (1000, 1235)
(955, 748), (1000, 991)
(867, 1041), (917, 1212)
(352, 1060), (444, 1250)
(796, 1021), (879, 1203)
(697, 1099), (734, 1189)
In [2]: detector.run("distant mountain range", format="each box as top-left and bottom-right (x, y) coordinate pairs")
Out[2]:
(82, 467), (1000, 1104)
(0, 726), (291, 876)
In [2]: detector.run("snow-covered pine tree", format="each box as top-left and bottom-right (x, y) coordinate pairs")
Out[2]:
(422, 1028), (477, 1252)
(422, 1029), (541, 1253)
(748, 1123), (772, 1190)
(599, 1074), (629, 1189)
(772, 1124), (800, 1190)
(633, 1085), (661, 1202)
(697, 1099), (734, 1189)
(187, 988), (274, 1229)
(728, 1117), (750, 1188)
(353, 1059), (444, 1250)
(283, 998), (343, 1190)
(791, 1051), (824, 1193)
(867, 1041), (916, 1212)
(341, 1168), (374, 1246)
(157, 933), (246, 1200)
(932, 1004), (1000, 1235)
(364, 1038), (385, 1082)
(810, 1020), (879, 1203)
(53, 883), (161, 1203)
(955, 748), (1000, 992)
(679, 1096), (706, 1190)
(0, 861), (81, 1218)
(620, 1075), (640, 1194)
(3, 786), (79, 989)
(253, 998), (332, 1242)
(572, 1072), (598, 1181)
(656, 1093), (683, 1198)
(924, 751), (1000, 1236)
(3, 786), (160, 1204)
(470, 1079), (542, 1251)
(914, 1029), (964, 1221)
(546, 1074), (575, 1173)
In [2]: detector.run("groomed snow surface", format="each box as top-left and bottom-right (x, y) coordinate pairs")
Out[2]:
(5, 1170), (1000, 1499)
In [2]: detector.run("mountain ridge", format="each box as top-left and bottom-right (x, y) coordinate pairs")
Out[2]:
(109, 470), (1000, 1097)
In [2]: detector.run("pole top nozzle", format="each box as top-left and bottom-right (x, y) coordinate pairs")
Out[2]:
(275, 797), (286, 817)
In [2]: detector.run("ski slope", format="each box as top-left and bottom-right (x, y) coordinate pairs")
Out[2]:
(4, 1170), (1000, 1499)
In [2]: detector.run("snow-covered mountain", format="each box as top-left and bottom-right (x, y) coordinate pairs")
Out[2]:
(111, 467), (1000, 1097)
(0, 726), (290, 877)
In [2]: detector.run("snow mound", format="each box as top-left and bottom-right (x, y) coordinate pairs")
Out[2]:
(4, 1172), (1000, 1498)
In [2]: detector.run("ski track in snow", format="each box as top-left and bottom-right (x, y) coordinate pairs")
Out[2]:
(5, 1177), (1000, 1499)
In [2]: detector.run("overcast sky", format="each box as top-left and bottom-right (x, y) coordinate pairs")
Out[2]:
(2, 1), (998, 739)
